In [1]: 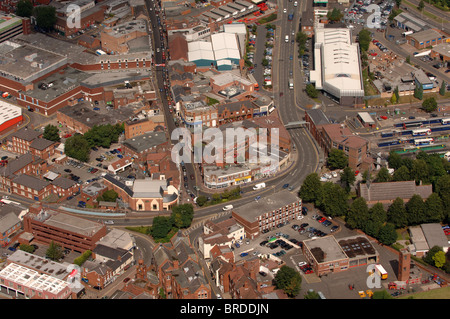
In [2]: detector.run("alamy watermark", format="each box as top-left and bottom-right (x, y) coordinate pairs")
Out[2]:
(366, 264), (382, 289)
(66, 4), (81, 29)
(366, 4), (382, 29)
(171, 123), (280, 166)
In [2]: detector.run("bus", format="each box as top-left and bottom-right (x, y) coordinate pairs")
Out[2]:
(414, 138), (434, 146)
(412, 128), (431, 136)
(374, 264), (388, 280)
(441, 118), (450, 125)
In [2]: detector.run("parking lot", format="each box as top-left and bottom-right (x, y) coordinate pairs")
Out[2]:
(232, 207), (340, 270)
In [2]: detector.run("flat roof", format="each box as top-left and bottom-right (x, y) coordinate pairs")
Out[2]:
(304, 236), (348, 263)
(0, 263), (70, 295)
(32, 209), (104, 237)
(0, 100), (22, 125)
(233, 191), (300, 222)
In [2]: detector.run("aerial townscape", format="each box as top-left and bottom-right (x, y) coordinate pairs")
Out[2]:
(0, 0), (449, 305)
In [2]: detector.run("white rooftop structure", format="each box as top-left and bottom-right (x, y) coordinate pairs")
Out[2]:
(211, 32), (241, 61)
(187, 41), (215, 62)
(0, 262), (70, 296)
(0, 100), (22, 126)
(310, 28), (364, 101)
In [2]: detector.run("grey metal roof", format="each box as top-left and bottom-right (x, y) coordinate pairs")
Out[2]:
(12, 174), (50, 191)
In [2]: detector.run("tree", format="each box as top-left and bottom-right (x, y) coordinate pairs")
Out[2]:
(376, 167), (392, 183)
(305, 83), (319, 98)
(388, 151), (404, 170)
(369, 202), (387, 225)
(304, 290), (320, 299)
(414, 83), (423, 100)
(421, 97), (438, 113)
(151, 216), (173, 240)
(274, 265), (302, 297)
(390, 92), (397, 104)
(423, 245), (442, 266)
(377, 223), (398, 245)
(46, 241), (63, 261)
(43, 124), (60, 142)
(33, 6), (57, 30)
(395, 0), (402, 8)
(171, 204), (194, 229)
(346, 197), (369, 229)
(299, 173), (323, 204)
(97, 189), (118, 203)
(327, 148), (348, 170)
(387, 197), (408, 228)
(16, 0), (33, 17)
(196, 195), (208, 207)
(405, 194), (425, 225)
(327, 8), (343, 21)
(433, 251), (446, 268)
(411, 159), (429, 184)
(372, 290), (394, 299)
(19, 244), (36, 253)
(424, 193), (444, 223)
(392, 165), (410, 181)
(435, 174), (450, 217)
(362, 170), (371, 184)
(418, 0), (425, 11)
(64, 134), (90, 162)
(440, 81), (446, 96)
(317, 182), (348, 217)
(358, 29), (372, 52)
(340, 167), (356, 193)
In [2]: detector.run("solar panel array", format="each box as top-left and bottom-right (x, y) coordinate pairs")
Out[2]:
(338, 237), (375, 258)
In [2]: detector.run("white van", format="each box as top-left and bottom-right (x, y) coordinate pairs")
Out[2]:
(285, 35), (289, 42)
(253, 182), (266, 190)
(223, 204), (233, 211)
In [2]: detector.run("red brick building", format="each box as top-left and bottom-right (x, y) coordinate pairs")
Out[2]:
(23, 205), (107, 253)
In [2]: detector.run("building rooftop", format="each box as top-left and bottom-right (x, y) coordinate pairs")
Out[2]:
(122, 131), (168, 154)
(30, 209), (104, 237)
(304, 236), (348, 263)
(409, 28), (444, 43)
(233, 191), (300, 223)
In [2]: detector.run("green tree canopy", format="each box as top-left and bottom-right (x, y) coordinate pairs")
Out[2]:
(305, 83), (319, 98)
(327, 148), (348, 170)
(346, 197), (369, 229)
(317, 182), (349, 217)
(43, 124), (61, 142)
(387, 197), (408, 228)
(46, 241), (63, 261)
(421, 97), (438, 113)
(64, 134), (90, 162)
(388, 151), (404, 170)
(376, 167), (392, 183)
(405, 194), (425, 225)
(392, 165), (410, 181)
(411, 159), (429, 184)
(377, 223), (398, 245)
(358, 29), (372, 52)
(327, 8), (344, 21)
(340, 167), (356, 193)
(97, 189), (119, 203)
(16, 0), (33, 17)
(299, 173), (323, 204)
(274, 266), (302, 297)
(171, 204), (194, 229)
(33, 5), (57, 30)
(424, 192), (444, 223)
(151, 216), (173, 240)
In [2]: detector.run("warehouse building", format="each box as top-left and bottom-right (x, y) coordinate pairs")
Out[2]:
(310, 28), (364, 107)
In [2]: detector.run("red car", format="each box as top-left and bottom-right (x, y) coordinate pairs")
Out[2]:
(64, 134), (72, 138)
(318, 217), (326, 223)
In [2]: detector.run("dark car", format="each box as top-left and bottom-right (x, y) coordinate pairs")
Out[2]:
(260, 240), (268, 246)
(282, 183), (289, 189)
(64, 169), (72, 173)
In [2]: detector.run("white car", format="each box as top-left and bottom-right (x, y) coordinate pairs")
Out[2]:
(283, 8), (287, 13)
(297, 215), (304, 220)
(104, 220), (114, 225)
(223, 205), (233, 211)
(294, 1), (297, 6)
(331, 171), (338, 178)
(298, 261), (307, 267)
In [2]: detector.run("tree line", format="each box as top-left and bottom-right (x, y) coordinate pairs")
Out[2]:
(299, 149), (450, 273)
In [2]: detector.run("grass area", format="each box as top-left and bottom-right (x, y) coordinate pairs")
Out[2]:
(125, 226), (150, 235)
(362, 68), (379, 96)
(402, 0), (449, 24)
(398, 286), (450, 299)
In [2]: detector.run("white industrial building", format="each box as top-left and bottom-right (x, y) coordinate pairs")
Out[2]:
(310, 28), (365, 107)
